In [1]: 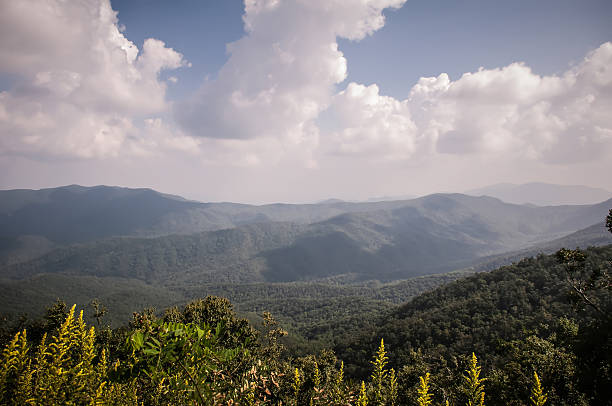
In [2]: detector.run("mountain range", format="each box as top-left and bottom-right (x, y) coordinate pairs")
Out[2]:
(0, 184), (610, 325)
(1, 185), (611, 281)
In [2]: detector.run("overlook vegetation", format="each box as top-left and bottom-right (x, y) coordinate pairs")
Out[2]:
(1, 241), (610, 404)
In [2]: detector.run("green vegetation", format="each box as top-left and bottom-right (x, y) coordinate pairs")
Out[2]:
(0, 240), (609, 404)
(0, 187), (610, 404)
(336, 244), (611, 405)
(0, 298), (555, 405)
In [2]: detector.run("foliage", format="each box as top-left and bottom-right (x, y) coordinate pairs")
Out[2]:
(370, 338), (389, 404)
(0, 305), (133, 405)
(0, 239), (610, 404)
(530, 372), (547, 406)
(0, 291), (609, 405)
(128, 319), (249, 404)
(358, 381), (367, 406)
(416, 373), (433, 406)
(338, 245), (612, 404)
(462, 353), (486, 406)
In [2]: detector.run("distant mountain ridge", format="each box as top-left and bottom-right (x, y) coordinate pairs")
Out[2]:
(1, 184), (611, 333)
(2, 190), (610, 283)
(0, 185), (420, 243)
(0, 185), (417, 264)
(466, 182), (611, 206)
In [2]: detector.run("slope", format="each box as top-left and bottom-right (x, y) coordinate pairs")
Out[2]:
(2, 194), (610, 283)
(336, 244), (612, 374)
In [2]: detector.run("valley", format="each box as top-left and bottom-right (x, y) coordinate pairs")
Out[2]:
(0, 184), (610, 404)
(1, 185), (610, 340)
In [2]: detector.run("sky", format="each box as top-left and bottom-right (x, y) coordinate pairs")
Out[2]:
(0, 0), (611, 204)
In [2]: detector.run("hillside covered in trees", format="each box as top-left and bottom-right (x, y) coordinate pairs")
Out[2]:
(1, 239), (610, 404)
(0, 187), (610, 404)
(1, 186), (611, 332)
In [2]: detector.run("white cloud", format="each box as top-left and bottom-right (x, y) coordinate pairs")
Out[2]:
(323, 82), (419, 161)
(175, 0), (406, 153)
(0, 0), (188, 159)
(321, 42), (612, 165)
(414, 43), (612, 163)
(175, 0), (611, 169)
(1, 0), (610, 197)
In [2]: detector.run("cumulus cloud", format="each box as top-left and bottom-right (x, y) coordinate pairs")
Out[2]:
(425, 43), (612, 163)
(323, 82), (419, 161)
(1, 0), (610, 175)
(323, 41), (612, 165)
(0, 0), (188, 158)
(175, 0), (611, 168)
(175, 0), (406, 152)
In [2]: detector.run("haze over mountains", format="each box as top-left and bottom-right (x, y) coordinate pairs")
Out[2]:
(1, 184), (611, 279)
(466, 182), (611, 206)
(0, 183), (610, 323)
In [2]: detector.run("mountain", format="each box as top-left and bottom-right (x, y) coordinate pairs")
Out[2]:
(466, 182), (611, 206)
(0, 185), (427, 245)
(0, 185), (205, 244)
(0, 185), (415, 264)
(365, 194), (417, 202)
(336, 245), (612, 366)
(453, 220), (612, 276)
(3, 193), (610, 283)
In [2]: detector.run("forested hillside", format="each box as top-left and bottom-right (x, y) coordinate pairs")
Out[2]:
(3, 192), (610, 284)
(2, 185), (610, 269)
(0, 186), (610, 404)
(336, 244), (612, 405)
(1, 243), (609, 405)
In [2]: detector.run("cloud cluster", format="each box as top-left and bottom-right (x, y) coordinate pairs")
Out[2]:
(324, 82), (419, 161)
(323, 42), (612, 165)
(174, 0), (611, 168)
(0, 0), (187, 158)
(175, 0), (406, 156)
(413, 43), (612, 163)
(1, 0), (611, 178)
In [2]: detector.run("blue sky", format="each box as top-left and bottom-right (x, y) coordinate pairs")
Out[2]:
(110, 0), (612, 99)
(0, 0), (611, 203)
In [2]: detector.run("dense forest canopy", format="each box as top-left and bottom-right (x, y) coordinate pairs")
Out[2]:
(1, 240), (610, 404)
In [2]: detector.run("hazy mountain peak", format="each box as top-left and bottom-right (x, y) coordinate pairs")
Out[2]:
(465, 182), (611, 206)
